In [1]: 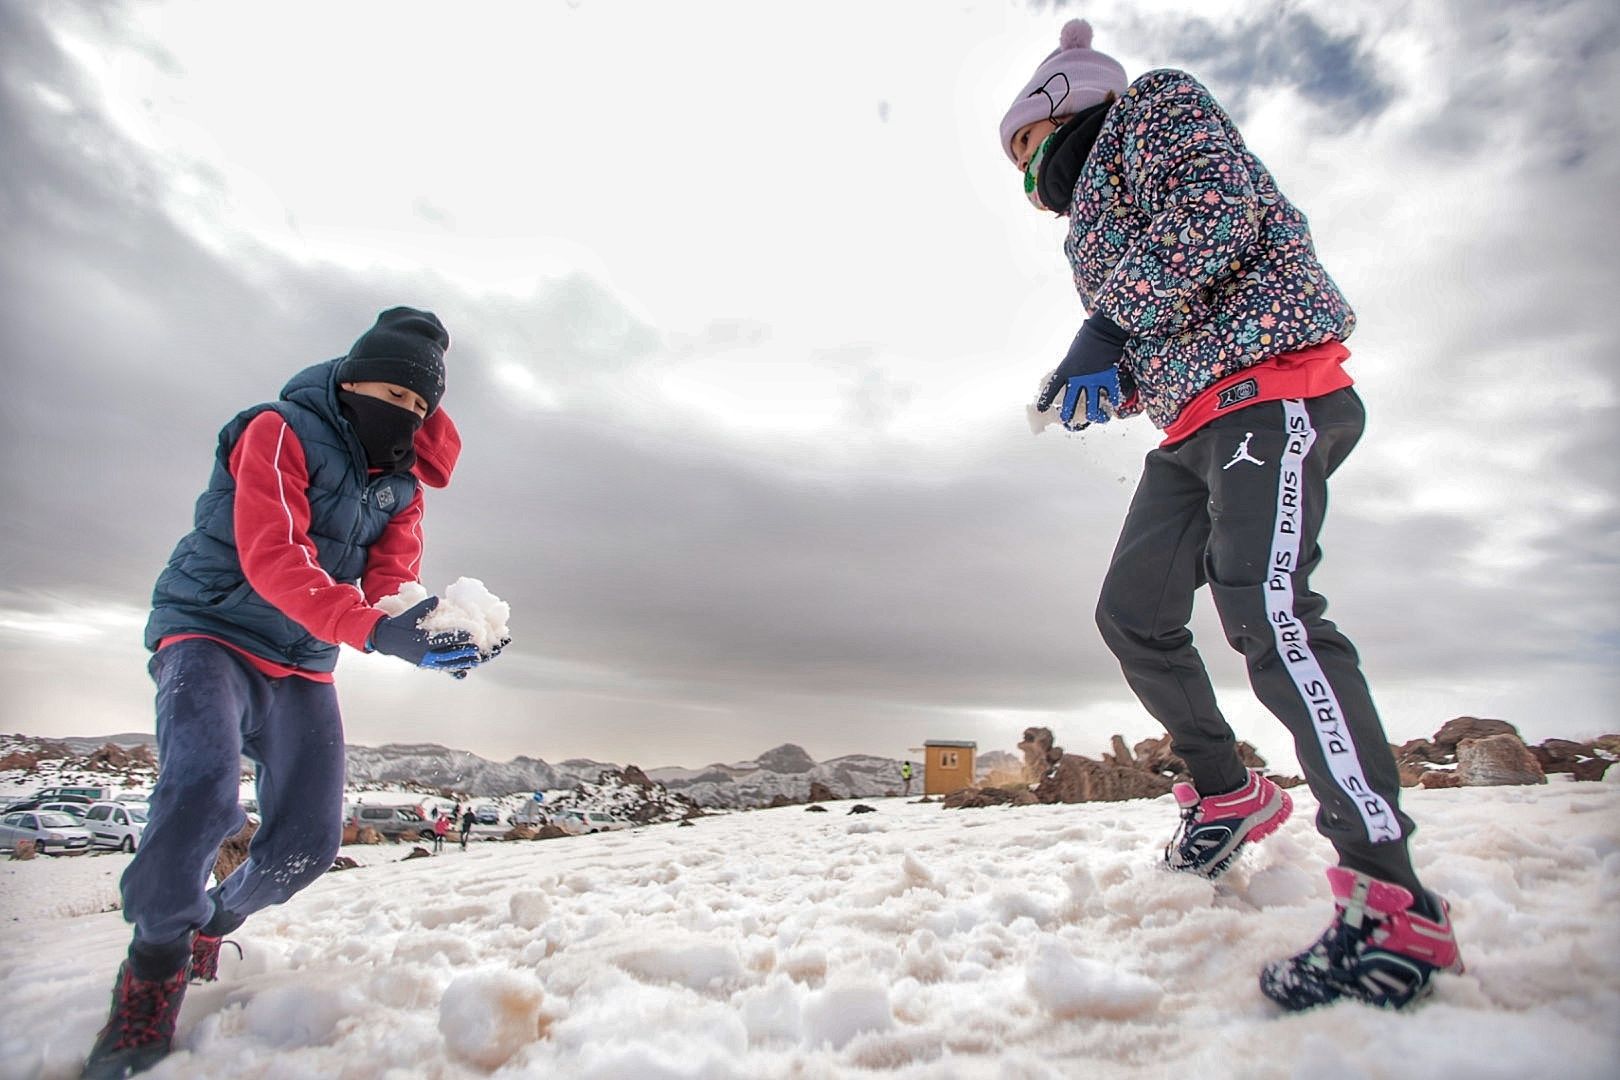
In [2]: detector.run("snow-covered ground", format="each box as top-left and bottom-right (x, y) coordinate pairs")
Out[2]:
(2, 779), (1617, 1079)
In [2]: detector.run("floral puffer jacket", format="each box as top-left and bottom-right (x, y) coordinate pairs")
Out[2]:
(1065, 69), (1355, 428)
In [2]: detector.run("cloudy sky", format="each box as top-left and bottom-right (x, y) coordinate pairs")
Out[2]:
(2, 0), (1616, 773)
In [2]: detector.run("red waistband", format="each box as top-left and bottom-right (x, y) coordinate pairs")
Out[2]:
(1160, 341), (1353, 445)
(157, 634), (335, 682)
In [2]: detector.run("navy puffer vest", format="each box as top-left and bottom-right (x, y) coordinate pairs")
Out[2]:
(144, 360), (418, 671)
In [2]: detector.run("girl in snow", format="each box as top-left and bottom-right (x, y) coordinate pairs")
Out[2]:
(84, 308), (499, 1079)
(999, 19), (1461, 1010)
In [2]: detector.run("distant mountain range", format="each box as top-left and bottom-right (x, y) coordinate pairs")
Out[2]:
(2, 733), (962, 809)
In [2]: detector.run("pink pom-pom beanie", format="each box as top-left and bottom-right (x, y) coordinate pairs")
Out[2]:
(998, 19), (1129, 163)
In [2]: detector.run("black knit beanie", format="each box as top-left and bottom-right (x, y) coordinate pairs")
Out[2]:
(337, 307), (449, 414)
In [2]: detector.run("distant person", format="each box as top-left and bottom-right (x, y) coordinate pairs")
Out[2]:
(431, 809), (449, 854)
(998, 20), (1460, 1010)
(900, 761), (914, 797)
(84, 308), (503, 1080)
(460, 807), (476, 851)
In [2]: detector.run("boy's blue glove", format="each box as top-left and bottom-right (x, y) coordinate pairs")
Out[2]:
(1035, 312), (1130, 430)
(369, 597), (482, 675)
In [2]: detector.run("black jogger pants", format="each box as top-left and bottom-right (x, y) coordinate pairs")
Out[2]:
(1095, 388), (1420, 892)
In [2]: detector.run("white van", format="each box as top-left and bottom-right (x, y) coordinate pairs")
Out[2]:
(83, 801), (148, 852)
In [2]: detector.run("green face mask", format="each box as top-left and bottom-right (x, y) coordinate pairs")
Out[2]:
(1023, 130), (1060, 211)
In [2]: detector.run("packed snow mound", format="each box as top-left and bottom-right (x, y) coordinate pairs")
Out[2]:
(378, 577), (510, 654)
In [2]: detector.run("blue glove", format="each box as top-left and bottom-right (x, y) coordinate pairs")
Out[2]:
(369, 597), (482, 674)
(1035, 313), (1130, 430)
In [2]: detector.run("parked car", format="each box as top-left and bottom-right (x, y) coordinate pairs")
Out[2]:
(115, 791), (152, 804)
(0, 810), (94, 855)
(2, 793), (94, 814)
(553, 810), (626, 835)
(347, 804), (430, 840)
(38, 801), (90, 821)
(33, 785), (116, 803)
(83, 801), (148, 852)
(475, 804), (501, 826)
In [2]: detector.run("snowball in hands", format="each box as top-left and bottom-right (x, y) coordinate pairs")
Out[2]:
(377, 578), (510, 656)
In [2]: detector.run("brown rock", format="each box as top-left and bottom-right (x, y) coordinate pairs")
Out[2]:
(767, 794), (798, 808)
(1432, 717), (1520, 755)
(1590, 734), (1620, 756)
(87, 743), (134, 770)
(1456, 734), (1546, 787)
(1571, 758), (1613, 782)
(1398, 764), (1428, 788)
(401, 846), (432, 861)
(1395, 739), (1444, 767)
(1035, 755), (1173, 804)
(807, 781), (839, 803)
(534, 824), (569, 840)
(1528, 739), (1588, 774)
(0, 751), (38, 771)
(11, 838), (36, 860)
(621, 765), (654, 788)
(329, 856), (360, 872)
(505, 825), (539, 840)
(341, 822), (360, 845)
(1018, 727), (1056, 783)
(213, 820), (258, 883)
(942, 786), (1036, 809)
(1128, 734), (1265, 779)
(1419, 770), (1463, 789)
(1105, 734), (1135, 768)
(1270, 774), (1305, 789)
(356, 827), (384, 845)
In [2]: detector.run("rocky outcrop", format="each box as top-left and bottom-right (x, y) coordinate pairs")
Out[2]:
(1395, 718), (1614, 787)
(1431, 717), (1520, 756)
(807, 780), (839, 803)
(10, 838), (36, 860)
(755, 744), (816, 774)
(213, 820), (257, 882)
(1035, 756), (1173, 804)
(951, 729), (1247, 810)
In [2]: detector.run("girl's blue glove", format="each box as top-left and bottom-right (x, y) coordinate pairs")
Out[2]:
(369, 597), (482, 674)
(1035, 312), (1130, 430)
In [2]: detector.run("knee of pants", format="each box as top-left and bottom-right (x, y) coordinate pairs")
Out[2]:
(156, 766), (246, 826)
(1208, 580), (1271, 655)
(1095, 578), (1148, 658)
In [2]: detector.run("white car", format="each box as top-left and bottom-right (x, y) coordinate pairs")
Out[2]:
(83, 801), (148, 852)
(554, 810), (627, 835)
(0, 810), (94, 855)
(38, 801), (91, 821)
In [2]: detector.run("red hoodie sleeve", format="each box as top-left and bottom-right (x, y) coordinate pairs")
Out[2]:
(229, 411), (387, 651)
(362, 487), (424, 604)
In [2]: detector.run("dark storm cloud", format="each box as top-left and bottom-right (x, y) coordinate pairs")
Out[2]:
(1033, 1), (1394, 125)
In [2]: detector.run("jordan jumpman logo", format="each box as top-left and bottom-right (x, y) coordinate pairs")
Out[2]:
(1223, 432), (1265, 470)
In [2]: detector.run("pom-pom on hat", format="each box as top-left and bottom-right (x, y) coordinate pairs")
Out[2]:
(999, 19), (1129, 164)
(337, 306), (450, 414)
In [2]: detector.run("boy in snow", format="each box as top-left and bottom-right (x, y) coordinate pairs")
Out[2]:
(84, 307), (496, 1079)
(999, 21), (1462, 1009)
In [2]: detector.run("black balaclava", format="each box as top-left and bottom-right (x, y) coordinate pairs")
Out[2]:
(338, 390), (423, 474)
(1033, 99), (1112, 215)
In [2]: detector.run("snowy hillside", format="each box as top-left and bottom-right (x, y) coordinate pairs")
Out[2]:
(343, 743), (617, 797)
(2, 777), (1616, 1078)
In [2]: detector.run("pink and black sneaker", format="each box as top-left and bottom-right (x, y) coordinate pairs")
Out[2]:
(1261, 866), (1464, 1011)
(1164, 769), (1292, 878)
(82, 962), (190, 1079)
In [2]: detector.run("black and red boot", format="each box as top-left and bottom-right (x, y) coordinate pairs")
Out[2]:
(82, 961), (190, 1079)
(188, 932), (242, 983)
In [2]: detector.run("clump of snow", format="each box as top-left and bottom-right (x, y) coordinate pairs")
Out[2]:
(377, 577), (510, 654)
(1025, 939), (1163, 1019)
(242, 982), (352, 1048)
(801, 982), (893, 1049)
(438, 968), (546, 1069)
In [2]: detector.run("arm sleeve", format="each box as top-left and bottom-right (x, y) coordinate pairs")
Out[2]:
(1093, 73), (1261, 338)
(361, 487), (424, 605)
(229, 411), (387, 651)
